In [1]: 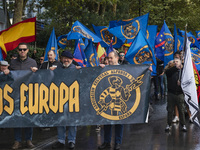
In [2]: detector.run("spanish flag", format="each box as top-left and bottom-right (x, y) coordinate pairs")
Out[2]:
(0, 17), (36, 59)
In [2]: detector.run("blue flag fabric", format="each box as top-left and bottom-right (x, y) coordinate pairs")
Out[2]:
(75, 38), (86, 51)
(84, 40), (99, 67)
(92, 24), (124, 48)
(0, 48), (3, 61)
(196, 31), (200, 38)
(106, 42), (114, 56)
(44, 28), (58, 61)
(146, 25), (158, 49)
(125, 30), (156, 65)
(146, 25), (157, 77)
(108, 13), (149, 43)
(67, 21), (102, 43)
(74, 39), (88, 66)
(191, 48), (200, 71)
(177, 35), (184, 51)
(151, 64), (157, 76)
(155, 21), (173, 67)
(57, 34), (68, 49)
(178, 28), (200, 49)
(73, 42), (86, 67)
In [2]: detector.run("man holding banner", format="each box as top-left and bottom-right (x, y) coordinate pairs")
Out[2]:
(98, 51), (123, 150)
(52, 50), (80, 149)
(9, 43), (37, 149)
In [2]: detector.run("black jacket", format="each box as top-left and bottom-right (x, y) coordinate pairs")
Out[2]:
(39, 60), (62, 69)
(165, 66), (183, 94)
(10, 57), (37, 70)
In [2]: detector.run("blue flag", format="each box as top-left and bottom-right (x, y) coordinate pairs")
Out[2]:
(195, 31), (200, 38)
(108, 13), (149, 43)
(74, 39), (88, 66)
(125, 30), (156, 65)
(146, 25), (158, 77)
(177, 35), (184, 51)
(106, 42), (114, 56)
(75, 38), (86, 51)
(73, 42), (86, 67)
(155, 21), (173, 67)
(92, 24), (124, 48)
(0, 48), (3, 61)
(178, 28), (200, 49)
(191, 48), (200, 71)
(67, 21), (102, 43)
(84, 40), (99, 67)
(146, 25), (158, 49)
(57, 34), (68, 49)
(44, 28), (58, 61)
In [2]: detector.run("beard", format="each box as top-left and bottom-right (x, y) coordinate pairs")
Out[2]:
(63, 62), (71, 68)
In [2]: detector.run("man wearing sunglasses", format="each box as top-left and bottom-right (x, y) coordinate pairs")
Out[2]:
(118, 52), (129, 65)
(9, 43), (37, 150)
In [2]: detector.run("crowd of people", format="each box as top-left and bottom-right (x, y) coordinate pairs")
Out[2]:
(0, 43), (196, 150)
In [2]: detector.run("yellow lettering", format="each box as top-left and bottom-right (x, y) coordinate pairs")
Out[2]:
(29, 83), (39, 115)
(20, 83), (28, 114)
(49, 83), (58, 113)
(39, 83), (49, 114)
(69, 81), (79, 112)
(4, 84), (14, 115)
(59, 82), (68, 113)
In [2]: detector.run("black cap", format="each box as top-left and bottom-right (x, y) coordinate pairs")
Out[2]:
(61, 50), (73, 59)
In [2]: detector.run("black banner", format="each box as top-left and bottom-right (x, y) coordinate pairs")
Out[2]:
(0, 65), (151, 127)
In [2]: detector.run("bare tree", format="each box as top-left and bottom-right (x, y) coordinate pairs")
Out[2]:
(13, 0), (24, 24)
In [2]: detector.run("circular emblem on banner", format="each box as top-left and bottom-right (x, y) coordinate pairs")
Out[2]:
(73, 26), (94, 41)
(59, 38), (67, 45)
(100, 28), (117, 45)
(133, 45), (152, 64)
(89, 53), (97, 67)
(188, 37), (195, 44)
(164, 33), (174, 56)
(90, 69), (144, 120)
(121, 20), (140, 39)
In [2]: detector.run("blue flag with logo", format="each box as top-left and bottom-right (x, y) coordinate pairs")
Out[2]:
(146, 25), (158, 49)
(155, 21), (173, 67)
(178, 28), (200, 49)
(196, 31), (200, 38)
(177, 35), (184, 51)
(84, 40), (99, 67)
(44, 28), (58, 61)
(67, 21), (102, 43)
(57, 34), (68, 49)
(125, 30), (156, 65)
(92, 24), (124, 48)
(73, 42), (86, 67)
(0, 48), (3, 61)
(191, 48), (200, 71)
(108, 13), (149, 43)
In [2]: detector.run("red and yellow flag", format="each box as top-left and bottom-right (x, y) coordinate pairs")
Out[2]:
(96, 42), (106, 60)
(0, 17), (36, 59)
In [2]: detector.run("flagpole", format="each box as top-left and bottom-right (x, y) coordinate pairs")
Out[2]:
(179, 24), (187, 82)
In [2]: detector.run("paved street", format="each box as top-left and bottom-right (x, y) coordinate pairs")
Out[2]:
(0, 97), (200, 150)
